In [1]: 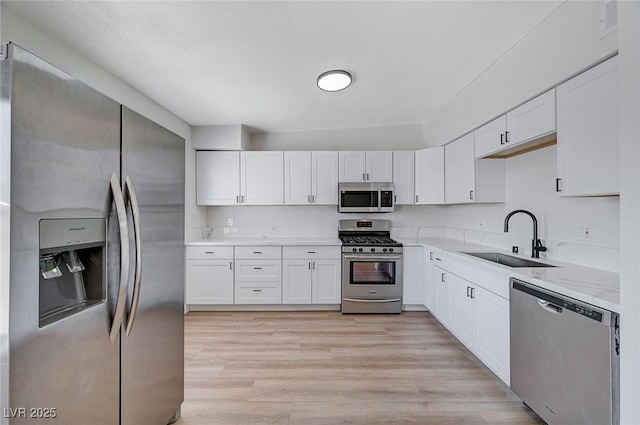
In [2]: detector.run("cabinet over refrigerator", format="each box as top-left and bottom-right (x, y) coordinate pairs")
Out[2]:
(0, 43), (185, 425)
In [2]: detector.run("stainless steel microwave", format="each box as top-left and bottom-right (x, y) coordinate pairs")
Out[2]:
(338, 183), (395, 213)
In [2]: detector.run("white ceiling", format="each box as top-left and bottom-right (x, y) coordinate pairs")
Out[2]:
(6, 1), (562, 133)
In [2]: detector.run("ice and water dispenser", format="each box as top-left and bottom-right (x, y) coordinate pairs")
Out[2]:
(39, 218), (106, 327)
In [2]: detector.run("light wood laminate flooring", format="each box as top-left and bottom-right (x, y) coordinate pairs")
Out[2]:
(177, 311), (544, 425)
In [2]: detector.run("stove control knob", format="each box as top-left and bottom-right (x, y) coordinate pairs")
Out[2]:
(358, 248), (363, 252)
(352, 248), (357, 252)
(389, 248), (394, 253)
(371, 248), (376, 253)
(383, 248), (388, 252)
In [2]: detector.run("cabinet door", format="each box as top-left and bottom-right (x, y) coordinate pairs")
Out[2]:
(312, 151), (339, 205)
(557, 57), (619, 196)
(445, 133), (476, 204)
(338, 151), (367, 182)
(196, 151), (240, 205)
(506, 89), (556, 147)
(282, 259), (312, 304)
(284, 151), (312, 205)
(432, 267), (448, 325)
(366, 151), (393, 182)
(392, 151), (415, 205)
(474, 115), (507, 158)
(311, 259), (341, 304)
(415, 147), (444, 204)
(446, 273), (475, 347)
(402, 246), (424, 305)
(241, 151), (284, 205)
(475, 286), (510, 385)
(186, 259), (234, 304)
(423, 254), (435, 311)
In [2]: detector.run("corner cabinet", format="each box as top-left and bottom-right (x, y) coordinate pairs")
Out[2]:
(445, 133), (505, 205)
(556, 56), (619, 197)
(284, 151), (338, 205)
(415, 147), (444, 204)
(339, 151), (393, 183)
(196, 151), (284, 206)
(392, 151), (415, 205)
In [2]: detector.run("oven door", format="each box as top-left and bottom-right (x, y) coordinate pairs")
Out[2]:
(342, 254), (403, 299)
(339, 189), (379, 213)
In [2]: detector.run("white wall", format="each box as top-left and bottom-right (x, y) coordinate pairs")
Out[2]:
(0, 5), (207, 241)
(424, 1), (617, 147)
(249, 123), (425, 151)
(446, 146), (619, 272)
(618, 1), (640, 423)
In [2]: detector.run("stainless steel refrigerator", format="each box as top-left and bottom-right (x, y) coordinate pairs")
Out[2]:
(0, 43), (184, 425)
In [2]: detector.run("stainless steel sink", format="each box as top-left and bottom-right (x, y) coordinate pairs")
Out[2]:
(462, 252), (556, 268)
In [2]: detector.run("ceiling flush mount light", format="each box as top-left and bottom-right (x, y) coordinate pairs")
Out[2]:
(317, 70), (352, 92)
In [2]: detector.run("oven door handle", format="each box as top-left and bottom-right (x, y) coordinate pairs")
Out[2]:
(343, 254), (403, 261)
(343, 298), (402, 303)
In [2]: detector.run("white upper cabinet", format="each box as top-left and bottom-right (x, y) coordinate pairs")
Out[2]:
(415, 147), (444, 205)
(284, 151), (338, 205)
(445, 134), (476, 204)
(474, 89), (556, 158)
(339, 151), (393, 182)
(241, 151), (284, 205)
(392, 151), (415, 205)
(197, 151), (283, 206)
(284, 151), (313, 205)
(445, 134), (505, 205)
(196, 151), (241, 205)
(556, 56), (619, 196)
(311, 151), (339, 205)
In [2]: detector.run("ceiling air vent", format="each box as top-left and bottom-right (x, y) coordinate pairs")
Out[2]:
(600, 0), (618, 39)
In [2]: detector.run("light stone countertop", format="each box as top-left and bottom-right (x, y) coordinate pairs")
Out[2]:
(187, 237), (342, 246)
(396, 237), (620, 313)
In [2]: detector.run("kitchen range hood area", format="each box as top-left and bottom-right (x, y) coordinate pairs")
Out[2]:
(2, 2), (639, 425)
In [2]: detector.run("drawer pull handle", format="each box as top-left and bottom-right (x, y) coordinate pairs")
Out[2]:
(253, 251), (262, 254)
(307, 251), (316, 254)
(252, 289), (262, 292)
(253, 267), (263, 270)
(204, 251), (215, 254)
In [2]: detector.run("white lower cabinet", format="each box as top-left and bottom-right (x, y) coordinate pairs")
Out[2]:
(403, 246), (424, 306)
(185, 246), (235, 305)
(282, 246), (341, 305)
(446, 267), (510, 385)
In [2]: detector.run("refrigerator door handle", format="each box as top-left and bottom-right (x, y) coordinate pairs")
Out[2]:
(109, 172), (130, 343)
(124, 176), (142, 337)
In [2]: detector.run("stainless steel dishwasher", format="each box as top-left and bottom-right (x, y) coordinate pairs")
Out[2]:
(510, 278), (620, 425)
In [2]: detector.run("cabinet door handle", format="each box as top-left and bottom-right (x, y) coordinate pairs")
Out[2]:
(415, 195), (419, 203)
(236, 195), (240, 204)
(253, 267), (263, 270)
(252, 289), (262, 292)
(312, 261), (316, 270)
(229, 262), (233, 270)
(363, 173), (366, 181)
(366, 173), (369, 181)
(253, 251), (262, 254)
(312, 195), (315, 203)
(241, 195), (245, 203)
(500, 133), (505, 145)
(441, 272), (445, 282)
(469, 190), (474, 200)
(308, 195), (311, 203)
(505, 131), (510, 143)
(307, 251), (316, 254)
(429, 252), (433, 261)
(204, 251), (215, 254)
(556, 178), (562, 192)
(309, 262), (311, 270)
(466, 286), (471, 297)
(470, 287), (475, 299)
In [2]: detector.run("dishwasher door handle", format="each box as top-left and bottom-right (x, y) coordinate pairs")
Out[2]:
(538, 299), (563, 314)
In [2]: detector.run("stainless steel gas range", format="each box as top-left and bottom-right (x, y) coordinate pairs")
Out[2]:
(339, 219), (403, 313)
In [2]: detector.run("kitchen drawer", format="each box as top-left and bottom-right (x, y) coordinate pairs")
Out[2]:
(235, 245), (282, 260)
(282, 245), (341, 259)
(427, 250), (447, 269)
(235, 283), (282, 304)
(235, 260), (282, 281)
(186, 245), (234, 260)
(447, 253), (510, 299)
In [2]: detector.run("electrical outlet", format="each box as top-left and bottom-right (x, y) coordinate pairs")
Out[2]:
(227, 218), (234, 227)
(577, 225), (594, 241)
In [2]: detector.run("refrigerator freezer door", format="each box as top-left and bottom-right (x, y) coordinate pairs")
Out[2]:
(120, 106), (185, 425)
(7, 44), (121, 424)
